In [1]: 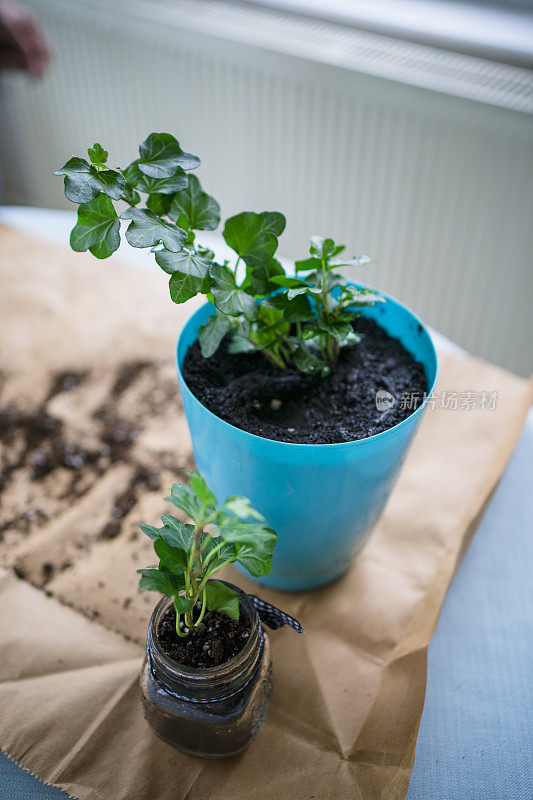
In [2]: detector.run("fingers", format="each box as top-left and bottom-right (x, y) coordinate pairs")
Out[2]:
(0, 1), (51, 77)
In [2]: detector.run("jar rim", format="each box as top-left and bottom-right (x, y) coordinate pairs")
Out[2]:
(147, 580), (261, 684)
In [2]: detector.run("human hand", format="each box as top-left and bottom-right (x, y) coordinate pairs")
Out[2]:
(0, 1), (50, 77)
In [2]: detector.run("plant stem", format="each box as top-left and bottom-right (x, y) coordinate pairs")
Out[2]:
(263, 347), (286, 369)
(234, 255), (242, 282)
(321, 256), (328, 312)
(174, 599), (189, 637)
(193, 557), (237, 600)
(196, 586), (208, 626)
(331, 337), (339, 365)
(203, 557), (236, 583)
(183, 514), (206, 629)
(319, 255), (340, 369)
(202, 538), (227, 567)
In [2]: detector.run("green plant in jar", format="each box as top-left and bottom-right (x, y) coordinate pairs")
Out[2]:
(137, 472), (276, 636)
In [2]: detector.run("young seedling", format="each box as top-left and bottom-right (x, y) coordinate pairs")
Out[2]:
(137, 472), (277, 636)
(55, 132), (383, 376)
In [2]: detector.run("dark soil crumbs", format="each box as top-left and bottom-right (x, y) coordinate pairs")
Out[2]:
(183, 318), (428, 444)
(158, 603), (252, 668)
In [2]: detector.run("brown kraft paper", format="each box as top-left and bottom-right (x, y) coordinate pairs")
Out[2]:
(0, 225), (531, 800)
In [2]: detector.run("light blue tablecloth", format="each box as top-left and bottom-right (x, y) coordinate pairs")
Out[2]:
(407, 410), (533, 800)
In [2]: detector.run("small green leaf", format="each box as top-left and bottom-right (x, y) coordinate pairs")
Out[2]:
(325, 271), (347, 291)
(198, 313), (230, 358)
(294, 256), (321, 272)
(160, 248), (214, 304)
(292, 342), (327, 375)
(266, 292), (312, 322)
(175, 210), (190, 233)
(205, 580), (240, 620)
(94, 176), (120, 201)
(137, 568), (184, 595)
(168, 271), (203, 304)
(341, 286), (385, 307)
(310, 236), (335, 259)
(269, 275), (304, 289)
(154, 538), (188, 573)
(155, 248), (212, 285)
(173, 594), (194, 615)
(188, 472), (217, 509)
(160, 516), (196, 550)
(124, 160), (188, 194)
(223, 496), (265, 521)
(202, 535), (236, 568)
(317, 317), (353, 340)
(244, 257), (285, 296)
(54, 157), (125, 203)
(168, 175), (220, 231)
(223, 211), (286, 268)
(122, 185), (140, 206)
(227, 333), (256, 354)
(210, 264), (259, 321)
(235, 541), (276, 577)
(337, 330), (362, 348)
(146, 192), (172, 216)
(165, 483), (202, 520)
(255, 304), (286, 328)
(216, 517), (277, 577)
(300, 323), (321, 340)
(87, 143), (108, 166)
(138, 133), (200, 179)
(252, 324), (289, 350)
(331, 254), (373, 269)
(159, 248), (214, 303)
(122, 207), (186, 252)
(138, 523), (161, 540)
(217, 518), (271, 545)
(70, 194), (120, 259)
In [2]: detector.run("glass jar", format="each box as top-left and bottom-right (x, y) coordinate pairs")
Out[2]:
(140, 586), (272, 758)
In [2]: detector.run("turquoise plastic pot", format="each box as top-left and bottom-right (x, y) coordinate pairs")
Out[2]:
(176, 288), (438, 591)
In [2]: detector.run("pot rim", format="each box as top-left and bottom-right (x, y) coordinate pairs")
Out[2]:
(176, 283), (438, 450)
(148, 581), (262, 681)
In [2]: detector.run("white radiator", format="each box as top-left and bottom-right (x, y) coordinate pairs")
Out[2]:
(1, 0), (532, 376)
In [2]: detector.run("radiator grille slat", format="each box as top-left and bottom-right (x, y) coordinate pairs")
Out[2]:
(1, 0), (532, 375)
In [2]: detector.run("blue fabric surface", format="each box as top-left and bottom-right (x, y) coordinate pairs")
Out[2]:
(408, 411), (533, 800)
(2, 414), (531, 800)
(0, 751), (71, 799)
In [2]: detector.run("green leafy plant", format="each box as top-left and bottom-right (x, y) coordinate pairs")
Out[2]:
(137, 472), (277, 636)
(55, 133), (383, 376)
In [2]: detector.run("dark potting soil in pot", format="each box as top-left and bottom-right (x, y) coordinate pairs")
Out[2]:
(158, 603), (252, 668)
(182, 317), (428, 444)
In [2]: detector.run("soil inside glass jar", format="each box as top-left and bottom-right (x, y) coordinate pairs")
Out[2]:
(182, 317), (428, 444)
(157, 603), (252, 668)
